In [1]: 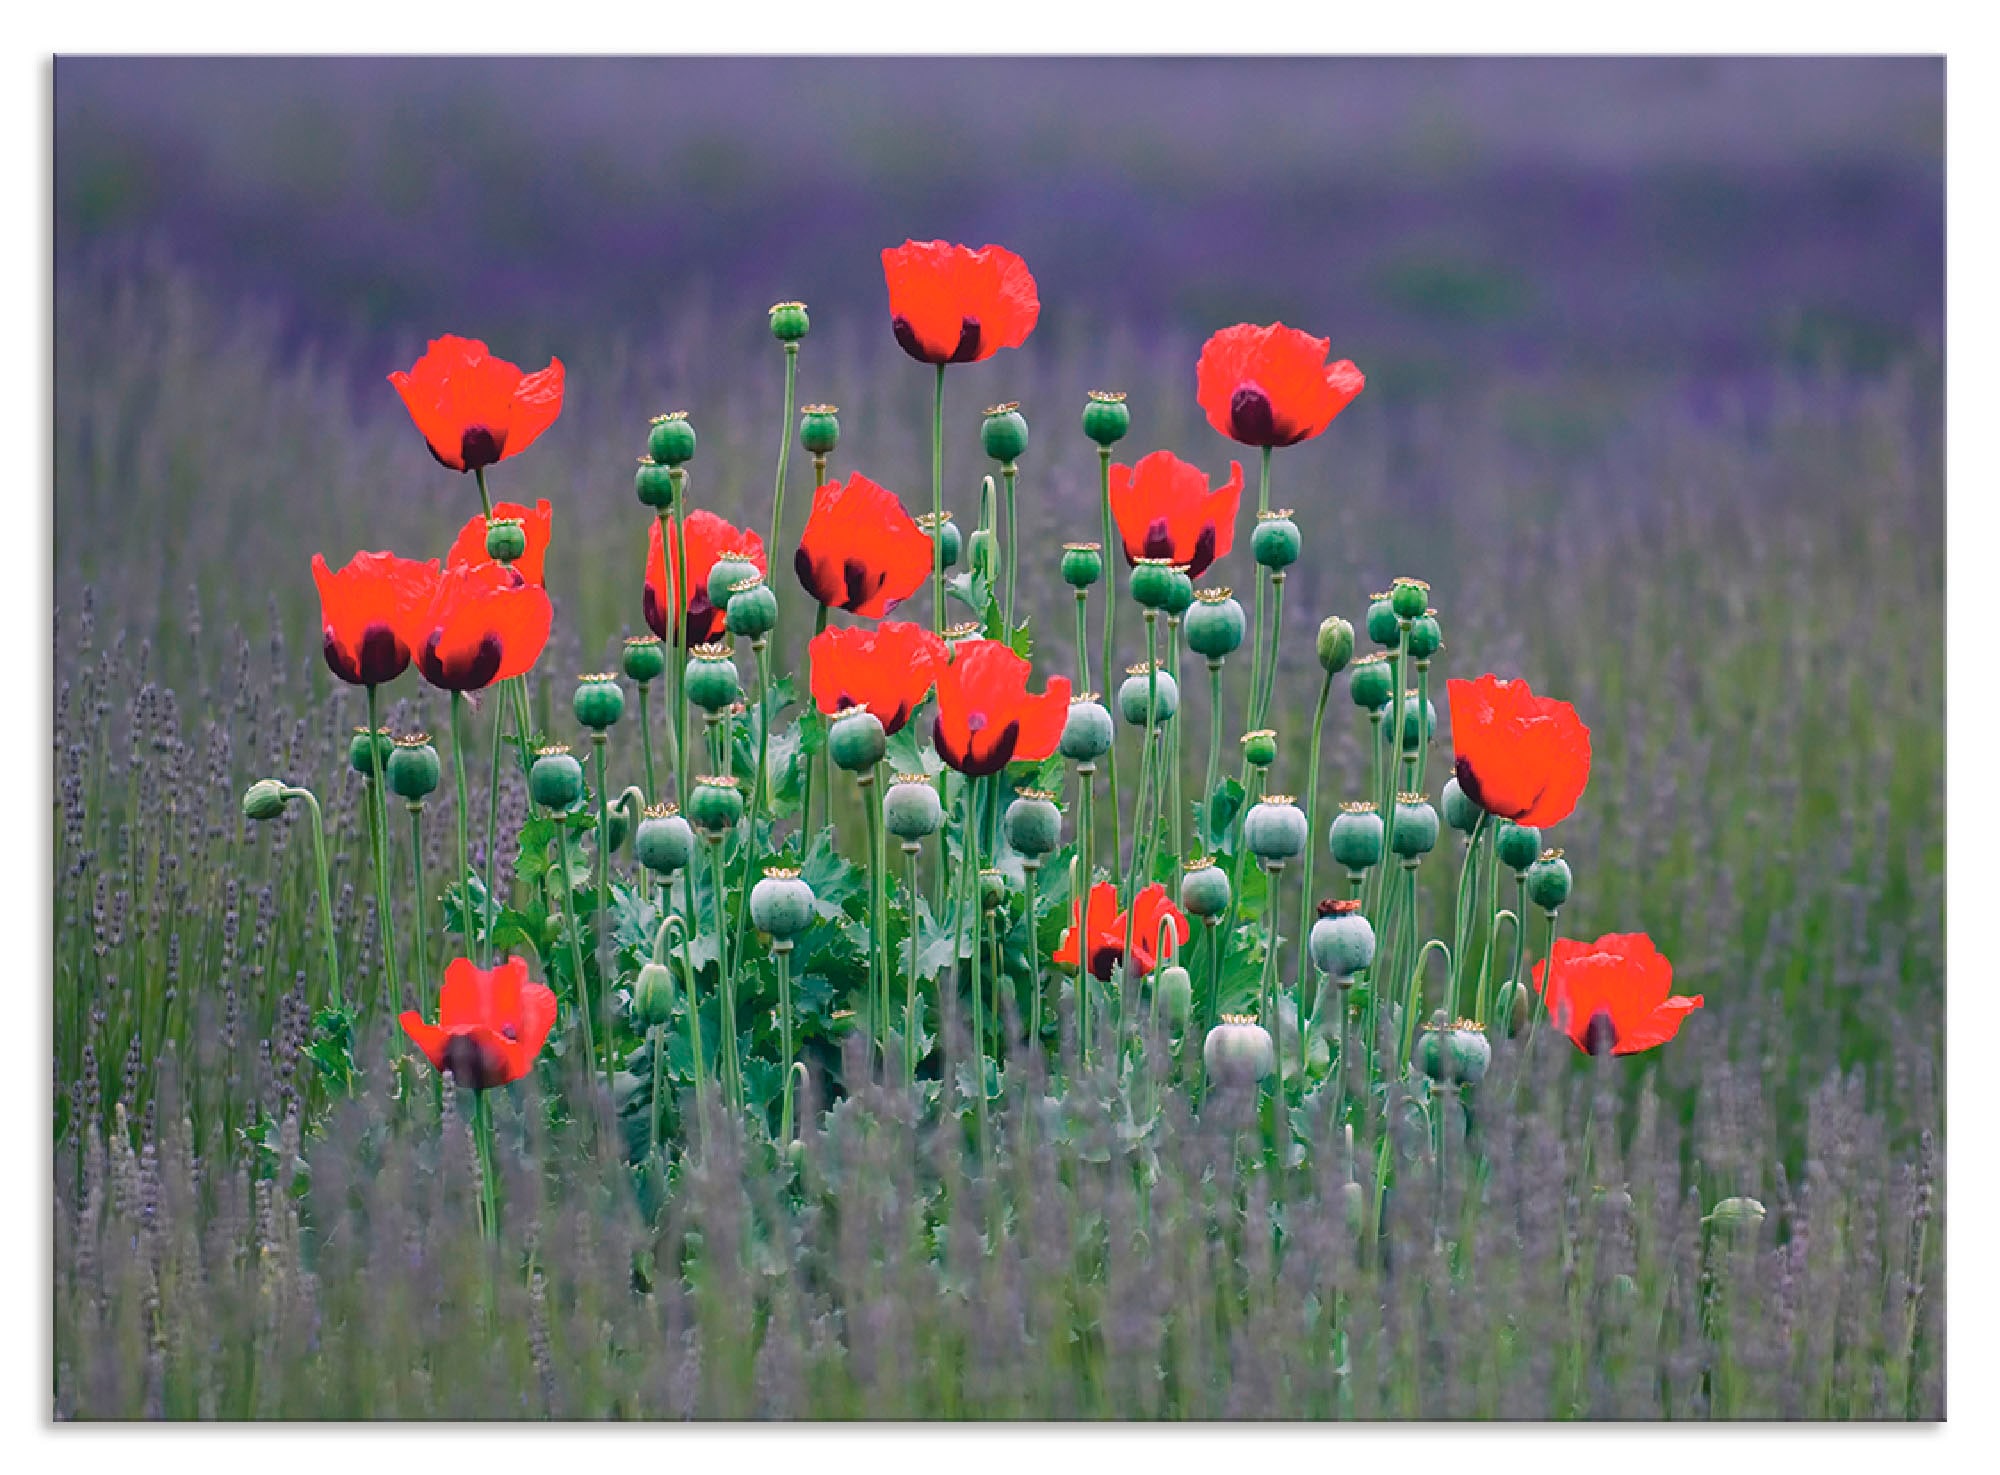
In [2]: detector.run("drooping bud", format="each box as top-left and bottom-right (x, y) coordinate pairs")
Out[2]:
(1004, 790), (1062, 857)
(1389, 576), (1429, 620)
(884, 773), (944, 841)
(1390, 793), (1439, 858)
(529, 745), (585, 810)
(1244, 795), (1307, 862)
(1185, 587), (1246, 660)
(573, 672), (625, 732)
(1060, 696), (1115, 762)
(242, 779), (290, 822)
(1328, 801), (1384, 871)
(387, 733), (441, 801)
(1082, 389), (1130, 446)
(1348, 652), (1394, 711)
(1308, 898), (1375, 978)
(1251, 509), (1301, 569)
(1203, 1014), (1275, 1086)
(1118, 663), (1179, 725)
(799, 403), (840, 456)
(1526, 849), (1572, 911)
(1156, 965), (1193, 1023)
(648, 411), (697, 468)
(1316, 615), (1355, 674)
(635, 803), (695, 875)
(750, 866), (816, 939)
(981, 402), (1029, 464)
(684, 644), (742, 713)
(687, 775), (746, 835)
(1494, 978), (1531, 1038)
(828, 707), (887, 773)
(1179, 857), (1232, 920)
(1060, 542), (1103, 589)
(634, 962), (676, 1025)
(768, 300), (811, 343)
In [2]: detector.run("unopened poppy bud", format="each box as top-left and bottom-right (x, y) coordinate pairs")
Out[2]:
(1395, 691), (1437, 751)
(634, 962), (676, 1026)
(1118, 663), (1178, 725)
(648, 411), (697, 467)
(1061, 697), (1115, 762)
(1129, 557), (1177, 609)
(1496, 821), (1542, 872)
(1244, 795), (1307, 862)
(1251, 509), (1301, 569)
(349, 726), (393, 775)
(968, 527), (998, 582)
(768, 300), (810, 343)
(724, 578), (779, 639)
(1328, 801), (1384, 870)
(706, 553), (762, 610)
(1389, 576), (1429, 620)
(750, 867), (815, 939)
(1004, 791), (1062, 857)
(1348, 652), (1394, 710)
(530, 745), (585, 810)
(1203, 1014), (1275, 1086)
(1407, 611), (1443, 661)
(573, 672), (625, 731)
(981, 402), (1029, 463)
(635, 459), (676, 509)
(1241, 728), (1278, 770)
(687, 775), (745, 835)
(1316, 615), (1355, 674)
(1061, 542), (1103, 588)
(1526, 849), (1572, 911)
(917, 512), (961, 568)
(979, 868), (1009, 910)
(828, 708), (887, 772)
(1163, 567), (1195, 616)
(621, 635), (666, 685)
(1343, 1179), (1368, 1235)
(387, 733), (441, 801)
(1309, 898), (1375, 977)
(884, 773), (943, 841)
(799, 403), (840, 456)
(242, 779), (290, 822)
(1186, 588), (1246, 659)
(635, 804), (694, 874)
(685, 645), (742, 713)
(1179, 857), (1232, 919)
(1442, 777), (1481, 834)
(1705, 1196), (1768, 1232)
(1391, 794), (1439, 858)
(1157, 965), (1193, 1023)
(1494, 978), (1531, 1037)
(1365, 593), (1400, 647)
(1082, 389), (1130, 446)
(484, 516), (527, 564)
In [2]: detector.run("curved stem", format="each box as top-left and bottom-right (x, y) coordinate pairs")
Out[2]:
(282, 786), (342, 1012)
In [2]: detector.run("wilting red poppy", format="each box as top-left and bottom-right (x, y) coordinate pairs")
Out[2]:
(389, 334), (565, 473)
(1447, 673), (1592, 828)
(881, 240), (1040, 365)
(400, 956), (558, 1089)
(644, 511), (767, 647)
(1196, 322), (1365, 448)
(1107, 451), (1245, 578)
(414, 562), (553, 692)
(808, 621), (949, 735)
(311, 549), (441, 687)
(1054, 882), (1190, 981)
(794, 472), (934, 617)
(1532, 932), (1703, 1057)
(446, 498), (555, 586)
(932, 638), (1071, 777)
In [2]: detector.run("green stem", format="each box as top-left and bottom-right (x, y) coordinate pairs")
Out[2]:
(553, 814), (604, 1102)
(727, 640), (775, 980)
(636, 682), (659, 803)
(776, 942), (797, 1141)
(474, 466), (494, 520)
(667, 481), (693, 803)
(1203, 658), (1225, 851)
(1097, 448), (1122, 868)
(448, 694), (475, 956)
(1261, 861), (1287, 1088)
(707, 837), (743, 1114)
(1244, 446), (1272, 732)
(1253, 571), (1286, 732)
(930, 363), (947, 635)
(958, 774), (988, 1152)
(772, 342), (799, 612)
(472, 1087), (498, 1241)
(592, 737), (614, 1081)
(1447, 814), (1491, 1023)
(647, 1022), (665, 1163)
(860, 770), (887, 1070)
(406, 802), (431, 1008)
(1023, 859), (1042, 1053)
(1292, 669), (1335, 1037)
(482, 694), (505, 965)
(903, 842), (923, 1086)
(282, 786), (342, 1012)
(1074, 590), (1092, 703)
(1075, 765), (1097, 1067)
(1167, 621), (1184, 896)
(1002, 462), (1019, 634)
(364, 685), (400, 1016)
(662, 885), (710, 1152)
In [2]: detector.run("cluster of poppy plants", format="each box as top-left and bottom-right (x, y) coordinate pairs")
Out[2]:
(274, 238), (1703, 1222)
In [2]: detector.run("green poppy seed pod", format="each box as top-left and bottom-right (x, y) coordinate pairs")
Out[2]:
(1118, 664), (1178, 725)
(242, 778), (290, 822)
(1308, 899), (1376, 977)
(1391, 794), (1439, 858)
(635, 806), (695, 874)
(687, 776), (746, 835)
(1348, 653), (1394, 710)
(634, 962), (676, 1026)
(635, 459), (676, 509)
(684, 646), (742, 713)
(981, 402), (1029, 463)
(1251, 510), (1301, 569)
(1328, 801), (1385, 870)
(1179, 858), (1232, 920)
(573, 672), (625, 732)
(1203, 1014), (1275, 1086)
(884, 774), (944, 841)
(1082, 389), (1130, 446)
(1244, 795), (1307, 862)
(1365, 594), (1400, 646)
(348, 726), (393, 776)
(1390, 576), (1430, 620)
(648, 411), (697, 467)
(1003, 791), (1062, 857)
(723, 579), (778, 639)
(1060, 542), (1103, 589)
(1163, 567), (1195, 616)
(1496, 821), (1542, 873)
(1705, 1196), (1768, 1233)
(484, 516), (528, 564)
(529, 746), (585, 810)
(1060, 698), (1115, 762)
(1157, 965), (1193, 1023)
(621, 635), (667, 685)
(1451, 1025), (1492, 1085)
(979, 868), (1009, 910)
(706, 553), (761, 610)
(1494, 978), (1531, 1038)
(1395, 691), (1437, 751)
(387, 734), (441, 801)
(1129, 558), (1176, 610)
(1526, 850), (1572, 911)
(750, 867), (816, 939)
(1186, 588), (1246, 659)
(1442, 776), (1481, 834)
(1407, 611), (1443, 661)
(1316, 615), (1355, 674)
(918, 512), (961, 569)
(1241, 728), (1278, 770)
(799, 403), (840, 456)
(828, 708), (887, 773)
(768, 300), (810, 343)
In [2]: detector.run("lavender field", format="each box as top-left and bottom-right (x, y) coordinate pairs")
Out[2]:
(51, 57), (1944, 1419)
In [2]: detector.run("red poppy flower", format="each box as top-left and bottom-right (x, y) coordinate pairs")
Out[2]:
(808, 621), (949, 736)
(1532, 932), (1703, 1057)
(1054, 882), (1190, 981)
(931, 638), (1071, 777)
(399, 956), (558, 1089)
(793, 472), (934, 617)
(1195, 322), (1365, 448)
(414, 562), (553, 692)
(1447, 674), (1592, 828)
(881, 240), (1040, 365)
(389, 334), (565, 473)
(1107, 451), (1245, 577)
(446, 498), (555, 586)
(311, 549), (441, 687)
(644, 511), (767, 647)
